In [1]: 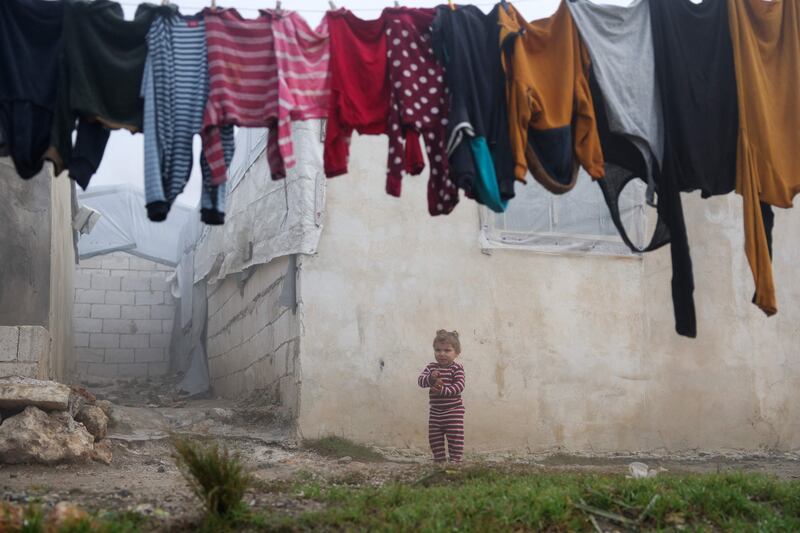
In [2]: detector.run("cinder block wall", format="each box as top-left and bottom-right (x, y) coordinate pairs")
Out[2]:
(73, 251), (176, 379)
(0, 326), (50, 378)
(206, 256), (300, 418)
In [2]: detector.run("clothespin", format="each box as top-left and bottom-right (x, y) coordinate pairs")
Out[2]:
(210, 0), (216, 8)
(275, 0), (282, 16)
(394, 0), (400, 6)
(500, 0), (510, 12)
(329, 0), (336, 9)
(161, 0), (169, 5)
(448, 0), (455, 11)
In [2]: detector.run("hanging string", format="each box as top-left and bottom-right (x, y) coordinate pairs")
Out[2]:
(116, 0), (544, 14)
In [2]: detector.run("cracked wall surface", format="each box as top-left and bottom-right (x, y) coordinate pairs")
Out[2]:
(295, 134), (800, 454)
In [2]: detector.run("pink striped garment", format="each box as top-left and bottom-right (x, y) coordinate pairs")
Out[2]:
(271, 11), (330, 172)
(201, 8), (283, 185)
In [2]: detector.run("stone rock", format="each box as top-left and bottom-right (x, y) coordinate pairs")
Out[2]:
(70, 385), (97, 404)
(0, 406), (94, 464)
(95, 399), (113, 416)
(0, 376), (71, 411)
(47, 502), (89, 530)
(92, 439), (113, 465)
(337, 456), (353, 464)
(75, 405), (108, 441)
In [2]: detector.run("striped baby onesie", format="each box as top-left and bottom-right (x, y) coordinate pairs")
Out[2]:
(418, 361), (465, 462)
(142, 12), (234, 225)
(202, 8), (283, 185)
(272, 11), (330, 173)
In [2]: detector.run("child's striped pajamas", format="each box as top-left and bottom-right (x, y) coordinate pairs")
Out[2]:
(418, 362), (465, 462)
(142, 12), (234, 225)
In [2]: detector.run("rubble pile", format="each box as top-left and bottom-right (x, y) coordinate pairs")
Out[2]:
(0, 376), (112, 465)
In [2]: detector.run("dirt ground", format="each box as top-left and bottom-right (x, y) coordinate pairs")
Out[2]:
(2, 377), (800, 528)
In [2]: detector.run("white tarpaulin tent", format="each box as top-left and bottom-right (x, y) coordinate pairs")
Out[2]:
(77, 184), (193, 266)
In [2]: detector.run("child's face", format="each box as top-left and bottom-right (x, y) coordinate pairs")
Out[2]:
(434, 342), (459, 366)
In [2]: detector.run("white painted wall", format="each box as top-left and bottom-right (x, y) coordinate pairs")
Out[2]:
(297, 135), (800, 454)
(73, 252), (176, 379)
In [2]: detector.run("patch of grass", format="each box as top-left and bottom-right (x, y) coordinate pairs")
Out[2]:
(303, 436), (385, 462)
(252, 468), (800, 531)
(19, 504), (45, 533)
(171, 436), (253, 521)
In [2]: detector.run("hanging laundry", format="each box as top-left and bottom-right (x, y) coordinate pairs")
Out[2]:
(648, 0), (739, 338)
(0, 0), (63, 179)
(385, 9), (458, 216)
(142, 11), (233, 226)
(727, 0), (800, 317)
(273, 11), (331, 174)
(202, 8), (282, 185)
(48, 0), (167, 189)
(324, 9), (392, 178)
(431, 4), (515, 212)
(569, 0), (670, 256)
(499, 1), (604, 196)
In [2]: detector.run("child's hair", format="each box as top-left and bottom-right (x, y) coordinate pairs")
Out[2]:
(433, 329), (461, 353)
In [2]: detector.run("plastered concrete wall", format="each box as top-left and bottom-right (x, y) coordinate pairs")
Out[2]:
(0, 159), (52, 327)
(297, 135), (800, 454)
(48, 175), (75, 381)
(73, 252), (176, 379)
(206, 256), (300, 418)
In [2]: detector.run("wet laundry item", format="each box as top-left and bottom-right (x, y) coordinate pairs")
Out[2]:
(431, 4), (515, 211)
(499, 1), (604, 195)
(142, 12), (232, 226)
(728, 0), (800, 317)
(273, 11), (331, 174)
(0, 0), (63, 179)
(649, 0), (739, 338)
(48, 0), (167, 188)
(385, 11), (458, 216)
(570, 0), (670, 257)
(568, 0), (661, 205)
(202, 8), (281, 185)
(324, 9), (391, 178)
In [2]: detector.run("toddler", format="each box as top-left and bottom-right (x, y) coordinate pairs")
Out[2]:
(418, 329), (465, 463)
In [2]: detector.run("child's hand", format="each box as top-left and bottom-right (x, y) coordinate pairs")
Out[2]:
(430, 370), (440, 380)
(432, 378), (445, 393)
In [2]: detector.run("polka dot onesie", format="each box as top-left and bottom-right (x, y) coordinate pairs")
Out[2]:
(386, 17), (458, 216)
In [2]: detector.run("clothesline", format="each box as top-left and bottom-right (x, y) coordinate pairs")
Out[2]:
(116, 0), (546, 14)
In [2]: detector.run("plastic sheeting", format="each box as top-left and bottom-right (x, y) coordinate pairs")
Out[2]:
(192, 120), (326, 285)
(77, 184), (193, 266)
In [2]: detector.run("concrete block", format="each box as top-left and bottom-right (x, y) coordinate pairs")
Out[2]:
(150, 333), (171, 348)
(121, 305), (149, 320)
(102, 319), (137, 334)
(74, 272), (92, 289)
(86, 363), (117, 379)
(76, 362), (90, 376)
(73, 318), (103, 334)
(89, 333), (119, 349)
(121, 277), (149, 292)
(110, 269), (134, 278)
(75, 289), (106, 304)
(101, 254), (130, 270)
(0, 376), (71, 410)
(0, 363), (40, 379)
(73, 303), (91, 318)
(135, 348), (166, 363)
(150, 305), (173, 320)
(16, 327), (50, 364)
(91, 274), (121, 291)
(133, 319), (163, 334)
(78, 256), (104, 268)
(162, 320), (174, 334)
(129, 256), (156, 270)
(120, 334), (150, 349)
(135, 291), (164, 306)
(105, 290), (135, 306)
(91, 304), (121, 319)
(148, 362), (170, 376)
(0, 327), (19, 362)
(105, 348), (135, 364)
(74, 333), (90, 348)
(117, 363), (149, 378)
(75, 348), (104, 363)
(149, 277), (168, 292)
